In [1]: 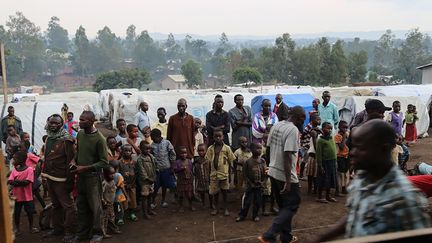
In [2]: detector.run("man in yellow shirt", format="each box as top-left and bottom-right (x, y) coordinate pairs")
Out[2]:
(152, 108), (168, 139)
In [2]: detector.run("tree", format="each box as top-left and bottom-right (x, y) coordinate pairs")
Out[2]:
(190, 39), (211, 62)
(316, 37), (332, 85)
(91, 26), (123, 73)
(124, 25), (136, 58)
(181, 60), (202, 87)
(93, 68), (150, 92)
(46, 16), (69, 53)
(5, 12), (45, 83)
(273, 33), (296, 83)
(394, 28), (431, 83)
(165, 33), (183, 61)
(373, 29), (395, 73)
(232, 67), (262, 84)
(71, 25), (90, 75)
(214, 32), (231, 56)
(133, 30), (165, 71)
(348, 51), (368, 83)
(292, 46), (320, 85)
(329, 40), (348, 84)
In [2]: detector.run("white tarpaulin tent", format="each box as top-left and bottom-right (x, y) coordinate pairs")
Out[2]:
(372, 85), (432, 107)
(339, 96), (430, 137)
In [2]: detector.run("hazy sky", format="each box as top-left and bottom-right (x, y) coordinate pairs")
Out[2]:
(1, 0), (431, 37)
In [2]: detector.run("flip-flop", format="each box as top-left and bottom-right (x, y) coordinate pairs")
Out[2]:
(316, 199), (329, 203)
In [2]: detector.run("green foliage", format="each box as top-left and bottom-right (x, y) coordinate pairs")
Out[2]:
(46, 16), (69, 53)
(181, 60), (202, 87)
(133, 30), (165, 71)
(71, 25), (90, 75)
(348, 51), (368, 83)
(232, 67), (262, 84)
(93, 68), (150, 92)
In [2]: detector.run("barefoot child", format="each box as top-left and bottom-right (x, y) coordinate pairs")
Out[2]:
(121, 124), (142, 157)
(118, 144), (138, 221)
(150, 128), (176, 208)
(305, 114), (322, 194)
(109, 160), (128, 225)
(206, 129), (235, 216)
(334, 121), (349, 195)
(136, 141), (157, 219)
(233, 136), (252, 190)
(8, 151), (39, 234)
(115, 119), (128, 143)
(193, 144), (211, 208)
(316, 122), (338, 203)
(107, 136), (121, 161)
(174, 146), (195, 212)
(102, 166), (121, 238)
(236, 143), (266, 222)
(404, 104), (418, 144)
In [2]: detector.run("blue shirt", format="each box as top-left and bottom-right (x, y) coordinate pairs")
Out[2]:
(318, 102), (339, 127)
(345, 166), (431, 238)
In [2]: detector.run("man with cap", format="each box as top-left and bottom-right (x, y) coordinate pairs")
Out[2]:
(350, 99), (371, 128)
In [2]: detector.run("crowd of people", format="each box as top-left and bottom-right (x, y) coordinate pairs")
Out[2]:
(3, 91), (432, 243)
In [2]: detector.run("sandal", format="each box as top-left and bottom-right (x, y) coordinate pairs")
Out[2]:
(316, 198), (329, 203)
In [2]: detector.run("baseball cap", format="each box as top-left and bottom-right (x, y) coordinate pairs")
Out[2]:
(365, 99), (392, 112)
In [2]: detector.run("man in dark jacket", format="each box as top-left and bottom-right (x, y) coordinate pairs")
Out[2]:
(41, 114), (77, 242)
(1, 106), (23, 145)
(273, 94), (290, 121)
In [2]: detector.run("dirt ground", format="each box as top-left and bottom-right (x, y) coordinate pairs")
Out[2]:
(14, 127), (432, 243)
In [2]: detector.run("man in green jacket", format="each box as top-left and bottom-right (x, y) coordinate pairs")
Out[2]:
(1, 106), (23, 145)
(71, 111), (108, 243)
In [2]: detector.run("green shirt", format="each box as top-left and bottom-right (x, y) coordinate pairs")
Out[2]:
(316, 136), (337, 167)
(75, 130), (108, 172)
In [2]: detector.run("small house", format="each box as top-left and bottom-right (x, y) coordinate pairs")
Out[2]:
(417, 63), (432, 84)
(161, 74), (188, 90)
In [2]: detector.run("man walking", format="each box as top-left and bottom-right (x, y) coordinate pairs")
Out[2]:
(71, 111), (108, 243)
(42, 114), (77, 242)
(259, 106), (306, 243)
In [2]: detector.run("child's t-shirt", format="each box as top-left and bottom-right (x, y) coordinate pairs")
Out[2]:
(334, 133), (349, 158)
(25, 152), (40, 168)
(102, 179), (117, 204)
(114, 172), (127, 202)
(234, 148), (252, 172)
(119, 159), (137, 189)
(8, 167), (34, 202)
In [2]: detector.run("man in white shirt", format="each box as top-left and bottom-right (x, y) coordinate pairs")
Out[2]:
(259, 106), (306, 243)
(135, 101), (151, 139)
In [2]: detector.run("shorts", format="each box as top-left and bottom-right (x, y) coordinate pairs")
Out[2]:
(154, 169), (176, 191)
(209, 179), (230, 195)
(140, 184), (154, 196)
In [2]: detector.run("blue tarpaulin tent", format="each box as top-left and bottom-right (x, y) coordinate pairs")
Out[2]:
(251, 93), (314, 126)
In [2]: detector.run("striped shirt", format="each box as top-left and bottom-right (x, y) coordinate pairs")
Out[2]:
(345, 166), (431, 238)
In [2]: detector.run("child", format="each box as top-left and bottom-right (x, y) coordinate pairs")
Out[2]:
(193, 144), (211, 208)
(118, 144), (138, 221)
(194, 118), (205, 157)
(261, 133), (275, 216)
(386, 100), (404, 136)
(107, 136), (121, 161)
(405, 104), (418, 144)
(136, 141), (157, 219)
(6, 125), (21, 161)
(152, 108), (168, 139)
(64, 112), (78, 138)
(121, 124), (142, 157)
(397, 135), (410, 173)
(20, 132), (36, 154)
(110, 160), (128, 225)
(316, 122), (338, 203)
(334, 121), (349, 195)
(305, 114), (322, 194)
(150, 128), (176, 208)
(102, 165), (121, 237)
(236, 143), (266, 222)
(233, 136), (252, 190)
(206, 129), (236, 216)
(173, 146), (195, 212)
(19, 140), (46, 208)
(8, 151), (39, 234)
(115, 119), (128, 143)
